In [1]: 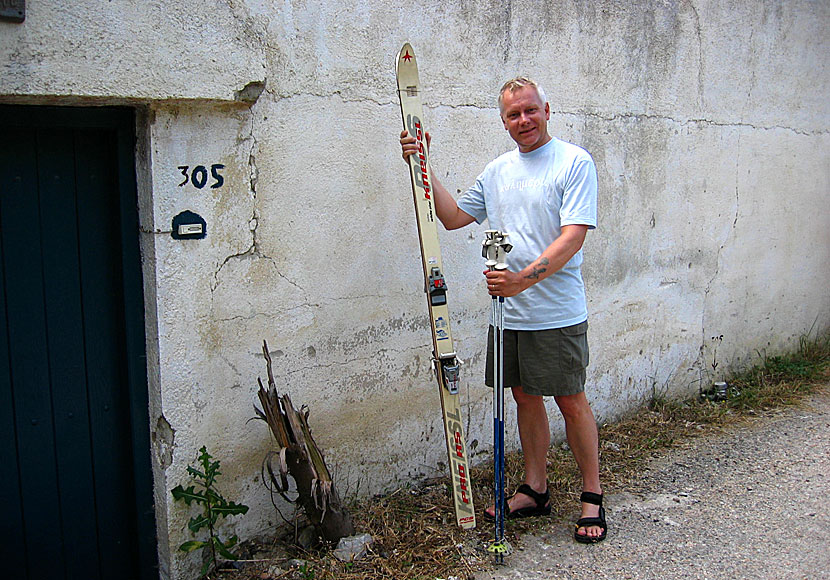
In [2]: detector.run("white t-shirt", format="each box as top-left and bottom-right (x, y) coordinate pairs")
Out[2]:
(457, 137), (598, 330)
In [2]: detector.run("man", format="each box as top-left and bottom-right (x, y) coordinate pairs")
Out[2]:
(400, 77), (606, 543)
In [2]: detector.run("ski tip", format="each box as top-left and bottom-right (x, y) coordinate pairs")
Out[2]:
(397, 42), (416, 69)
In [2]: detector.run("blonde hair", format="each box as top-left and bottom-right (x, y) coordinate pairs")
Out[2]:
(498, 77), (548, 113)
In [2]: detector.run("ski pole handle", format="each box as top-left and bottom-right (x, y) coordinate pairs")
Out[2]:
(482, 230), (512, 271)
(482, 230), (513, 300)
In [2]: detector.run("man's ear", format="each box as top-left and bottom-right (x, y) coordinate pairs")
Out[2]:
(545, 102), (550, 120)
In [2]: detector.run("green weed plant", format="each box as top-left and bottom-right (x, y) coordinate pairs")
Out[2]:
(171, 446), (249, 577)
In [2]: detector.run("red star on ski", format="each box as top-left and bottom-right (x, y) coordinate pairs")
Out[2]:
(402, 51), (413, 62)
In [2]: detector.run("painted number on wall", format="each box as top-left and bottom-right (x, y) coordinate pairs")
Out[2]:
(178, 164), (225, 189)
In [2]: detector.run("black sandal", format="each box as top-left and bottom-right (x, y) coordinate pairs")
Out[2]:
(484, 483), (551, 520)
(574, 491), (607, 543)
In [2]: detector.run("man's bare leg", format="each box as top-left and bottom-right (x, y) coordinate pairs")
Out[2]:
(513, 386), (550, 497)
(554, 392), (603, 540)
(485, 386), (550, 516)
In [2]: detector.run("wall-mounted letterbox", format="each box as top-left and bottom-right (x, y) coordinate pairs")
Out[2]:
(171, 210), (207, 240)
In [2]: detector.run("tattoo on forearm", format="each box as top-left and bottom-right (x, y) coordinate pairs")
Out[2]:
(525, 257), (549, 280)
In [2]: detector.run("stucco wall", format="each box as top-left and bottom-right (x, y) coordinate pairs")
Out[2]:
(3, 1), (828, 578)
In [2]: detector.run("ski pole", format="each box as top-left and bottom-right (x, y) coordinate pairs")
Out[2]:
(482, 230), (512, 562)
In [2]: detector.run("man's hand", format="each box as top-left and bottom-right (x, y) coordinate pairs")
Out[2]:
(399, 130), (476, 231)
(400, 129), (431, 162)
(484, 268), (529, 298)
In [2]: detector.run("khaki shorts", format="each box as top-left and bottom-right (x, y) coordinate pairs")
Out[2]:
(485, 321), (589, 397)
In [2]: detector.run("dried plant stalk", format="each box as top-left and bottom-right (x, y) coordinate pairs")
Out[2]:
(254, 340), (354, 542)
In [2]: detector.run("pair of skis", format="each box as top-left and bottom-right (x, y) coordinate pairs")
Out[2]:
(396, 43), (512, 558)
(396, 42), (475, 530)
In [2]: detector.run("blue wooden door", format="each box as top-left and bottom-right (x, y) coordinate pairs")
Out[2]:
(0, 106), (156, 579)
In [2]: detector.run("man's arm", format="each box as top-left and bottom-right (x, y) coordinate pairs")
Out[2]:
(400, 130), (476, 230)
(485, 224), (589, 297)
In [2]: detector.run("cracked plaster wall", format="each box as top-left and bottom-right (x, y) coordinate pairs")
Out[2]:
(2, 1), (828, 578)
(0, 1), (266, 102)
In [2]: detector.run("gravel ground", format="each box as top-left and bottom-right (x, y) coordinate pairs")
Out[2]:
(474, 389), (830, 580)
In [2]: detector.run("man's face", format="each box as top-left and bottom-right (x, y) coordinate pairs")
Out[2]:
(500, 86), (551, 153)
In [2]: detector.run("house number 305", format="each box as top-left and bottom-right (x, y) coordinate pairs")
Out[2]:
(177, 164), (226, 189)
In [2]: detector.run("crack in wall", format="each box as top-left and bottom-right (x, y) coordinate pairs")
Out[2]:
(250, 88), (825, 137)
(744, 27), (757, 127)
(555, 110), (823, 136)
(279, 347), (422, 377)
(247, 108), (260, 251)
(686, 0), (704, 111)
(425, 102), (825, 136)
(210, 245), (307, 297)
(266, 87), (392, 109)
(215, 303), (317, 323)
(209, 109), (307, 306)
(697, 124), (743, 383)
(501, 0), (513, 64)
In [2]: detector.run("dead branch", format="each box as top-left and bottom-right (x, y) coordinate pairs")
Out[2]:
(254, 340), (355, 543)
